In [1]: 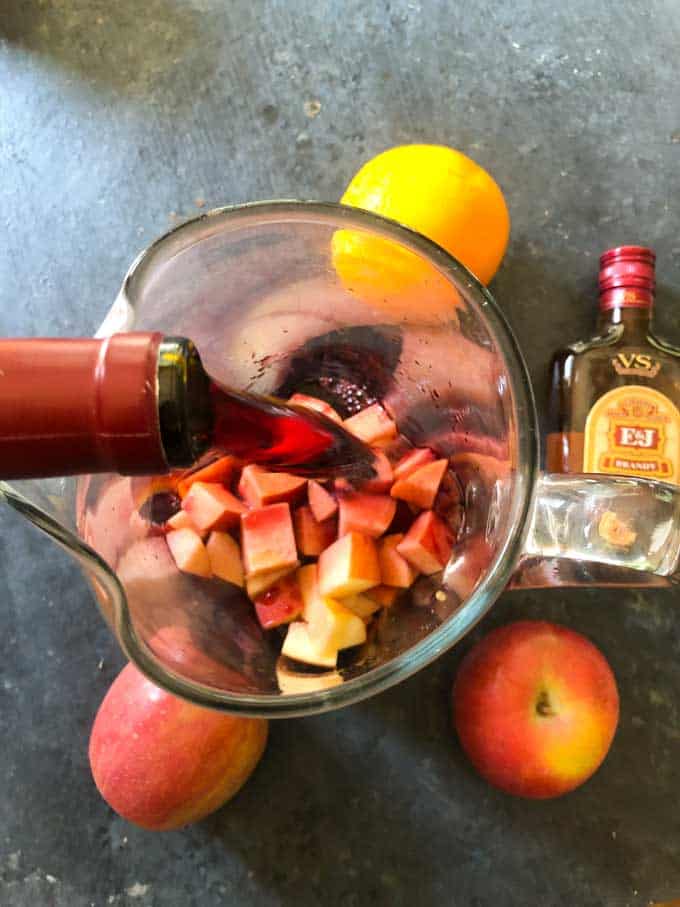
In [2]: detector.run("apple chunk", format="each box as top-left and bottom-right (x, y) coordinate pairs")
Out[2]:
(343, 403), (397, 446)
(393, 447), (436, 480)
(182, 482), (246, 532)
(294, 505), (337, 556)
(206, 532), (244, 587)
(342, 593), (381, 619)
(245, 564), (298, 600)
(177, 456), (237, 498)
(337, 491), (396, 538)
(253, 574), (303, 630)
(378, 534), (418, 587)
(307, 480), (338, 522)
(241, 503), (298, 577)
(298, 564), (366, 652)
(397, 510), (453, 575)
(281, 622), (338, 669)
(166, 528), (212, 578)
(318, 532), (380, 598)
(391, 459), (448, 510)
(361, 449), (393, 494)
(238, 464), (307, 508)
(288, 393), (342, 424)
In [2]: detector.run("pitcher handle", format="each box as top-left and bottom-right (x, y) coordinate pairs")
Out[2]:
(510, 473), (680, 589)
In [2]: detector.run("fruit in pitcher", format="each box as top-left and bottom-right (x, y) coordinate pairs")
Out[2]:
(396, 510), (453, 574)
(337, 490), (396, 539)
(89, 662), (268, 830)
(281, 621), (338, 668)
(390, 458), (448, 510)
(241, 503), (298, 577)
(453, 621), (620, 799)
(318, 532), (381, 598)
(294, 505), (337, 556)
(206, 532), (244, 587)
(343, 403), (397, 446)
(307, 479), (338, 522)
(253, 574), (304, 629)
(181, 482), (246, 532)
(378, 533), (418, 587)
(238, 464), (307, 507)
(177, 456), (237, 498)
(299, 564), (367, 652)
(166, 528), (212, 578)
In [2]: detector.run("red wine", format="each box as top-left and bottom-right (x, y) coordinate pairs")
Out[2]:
(208, 382), (376, 482)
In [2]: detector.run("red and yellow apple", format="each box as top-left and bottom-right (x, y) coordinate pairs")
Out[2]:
(452, 620), (619, 799)
(89, 661), (268, 830)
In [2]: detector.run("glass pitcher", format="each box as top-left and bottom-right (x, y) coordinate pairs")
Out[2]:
(2, 202), (678, 718)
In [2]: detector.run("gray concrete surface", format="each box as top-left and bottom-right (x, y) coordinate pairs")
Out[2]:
(1, 1), (679, 905)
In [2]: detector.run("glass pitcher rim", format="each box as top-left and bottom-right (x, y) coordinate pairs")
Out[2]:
(4, 200), (539, 717)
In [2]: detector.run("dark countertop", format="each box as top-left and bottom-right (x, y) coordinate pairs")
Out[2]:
(1, 2), (679, 905)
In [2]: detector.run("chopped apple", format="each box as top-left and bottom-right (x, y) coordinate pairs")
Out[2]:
(342, 593), (381, 619)
(166, 509), (199, 533)
(166, 528), (212, 578)
(366, 585), (399, 608)
(245, 563), (298, 599)
(206, 532), (244, 587)
(361, 449), (394, 494)
(337, 491), (396, 538)
(181, 482), (246, 532)
(391, 459), (448, 510)
(378, 534), (418, 587)
(396, 510), (453, 575)
(281, 622), (338, 669)
(238, 464), (307, 507)
(241, 503), (298, 577)
(276, 658), (343, 694)
(293, 505), (336, 556)
(288, 393), (342, 424)
(307, 480), (338, 522)
(299, 564), (366, 651)
(253, 574), (303, 629)
(318, 532), (380, 598)
(177, 456), (237, 498)
(343, 402), (397, 446)
(392, 447), (436, 480)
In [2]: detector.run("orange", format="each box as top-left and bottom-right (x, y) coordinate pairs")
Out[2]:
(339, 144), (510, 285)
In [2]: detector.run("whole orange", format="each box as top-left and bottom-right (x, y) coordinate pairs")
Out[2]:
(339, 144), (510, 285)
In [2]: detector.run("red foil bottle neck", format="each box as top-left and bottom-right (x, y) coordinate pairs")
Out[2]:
(598, 245), (655, 311)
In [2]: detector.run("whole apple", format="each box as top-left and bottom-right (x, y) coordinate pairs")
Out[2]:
(452, 620), (619, 799)
(89, 662), (268, 830)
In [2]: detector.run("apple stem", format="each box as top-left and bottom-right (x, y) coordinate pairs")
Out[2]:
(535, 690), (556, 718)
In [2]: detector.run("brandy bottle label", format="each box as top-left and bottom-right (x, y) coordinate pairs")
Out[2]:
(583, 385), (680, 485)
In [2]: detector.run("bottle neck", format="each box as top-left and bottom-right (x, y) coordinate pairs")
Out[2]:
(597, 289), (654, 336)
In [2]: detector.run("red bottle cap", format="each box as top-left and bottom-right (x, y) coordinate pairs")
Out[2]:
(598, 245), (655, 310)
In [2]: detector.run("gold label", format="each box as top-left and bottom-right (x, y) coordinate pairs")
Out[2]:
(583, 385), (680, 484)
(611, 351), (661, 377)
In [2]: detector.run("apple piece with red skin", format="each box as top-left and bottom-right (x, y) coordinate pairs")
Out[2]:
(293, 505), (337, 556)
(318, 531), (381, 598)
(453, 620), (619, 799)
(89, 661), (267, 830)
(238, 464), (307, 508)
(241, 503), (297, 577)
(378, 533), (418, 588)
(288, 392), (342, 424)
(390, 458), (448, 510)
(392, 447), (436, 480)
(307, 479), (338, 522)
(396, 510), (453, 574)
(254, 573), (304, 629)
(337, 490), (396, 539)
(343, 402), (397, 446)
(182, 482), (246, 533)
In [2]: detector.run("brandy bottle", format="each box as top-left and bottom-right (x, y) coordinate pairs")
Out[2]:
(547, 246), (680, 485)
